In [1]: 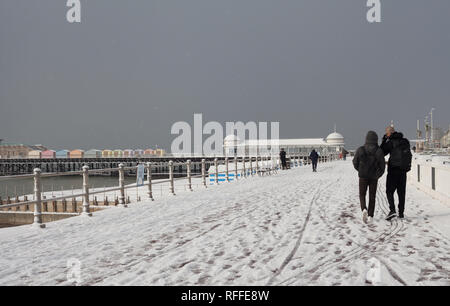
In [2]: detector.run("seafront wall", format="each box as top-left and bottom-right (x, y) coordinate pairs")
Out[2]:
(408, 154), (450, 205)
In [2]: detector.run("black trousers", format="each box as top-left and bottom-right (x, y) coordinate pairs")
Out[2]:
(281, 159), (287, 169)
(386, 170), (407, 215)
(312, 161), (318, 171)
(359, 178), (378, 217)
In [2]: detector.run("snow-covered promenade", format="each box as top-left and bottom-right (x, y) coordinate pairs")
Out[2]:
(0, 161), (449, 286)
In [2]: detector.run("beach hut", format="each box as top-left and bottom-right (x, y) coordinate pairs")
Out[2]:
(134, 149), (144, 157)
(28, 150), (42, 159)
(155, 149), (166, 156)
(41, 150), (56, 159)
(113, 150), (123, 158)
(123, 149), (134, 158)
(69, 149), (84, 159)
(85, 149), (102, 159)
(56, 150), (70, 159)
(144, 149), (154, 157)
(102, 150), (113, 158)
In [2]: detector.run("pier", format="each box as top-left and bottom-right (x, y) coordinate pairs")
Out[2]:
(0, 155), (334, 176)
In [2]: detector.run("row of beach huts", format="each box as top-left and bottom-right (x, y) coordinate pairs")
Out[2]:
(26, 148), (166, 159)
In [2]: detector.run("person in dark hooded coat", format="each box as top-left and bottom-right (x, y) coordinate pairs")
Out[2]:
(353, 131), (386, 223)
(309, 149), (319, 172)
(279, 148), (287, 170)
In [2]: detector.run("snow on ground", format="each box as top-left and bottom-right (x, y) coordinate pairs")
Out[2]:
(0, 161), (449, 286)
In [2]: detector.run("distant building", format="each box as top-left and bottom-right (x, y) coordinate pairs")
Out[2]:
(113, 150), (123, 158)
(223, 129), (345, 157)
(154, 148), (166, 156)
(85, 149), (102, 158)
(41, 150), (56, 159)
(28, 150), (42, 159)
(123, 149), (134, 158)
(144, 149), (155, 157)
(134, 149), (144, 157)
(102, 150), (113, 158)
(69, 149), (85, 159)
(432, 127), (443, 147)
(441, 127), (450, 148)
(56, 150), (70, 159)
(0, 143), (47, 159)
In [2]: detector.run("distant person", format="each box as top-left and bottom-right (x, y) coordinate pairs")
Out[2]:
(353, 131), (386, 224)
(309, 149), (319, 172)
(342, 149), (348, 161)
(280, 148), (287, 170)
(381, 126), (412, 220)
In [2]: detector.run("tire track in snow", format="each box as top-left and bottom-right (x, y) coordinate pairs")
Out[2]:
(277, 171), (406, 285)
(304, 185), (405, 284)
(267, 180), (332, 285)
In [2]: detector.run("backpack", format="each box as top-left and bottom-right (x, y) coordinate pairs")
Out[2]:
(390, 138), (412, 171)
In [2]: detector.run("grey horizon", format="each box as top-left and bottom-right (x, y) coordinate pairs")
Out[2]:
(1, 0), (449, 151)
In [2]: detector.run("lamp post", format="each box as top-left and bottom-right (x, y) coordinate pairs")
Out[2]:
(430, 108), (435, 146)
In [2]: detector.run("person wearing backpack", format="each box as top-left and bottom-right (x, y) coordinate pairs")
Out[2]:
(353, 131), (386, 223)
(381, 126), (412, 220)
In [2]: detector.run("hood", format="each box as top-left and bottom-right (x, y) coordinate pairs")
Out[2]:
(365, 131), (379, 145)
(364, 131), (379, 154)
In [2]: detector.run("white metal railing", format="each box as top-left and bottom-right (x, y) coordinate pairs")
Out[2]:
(0, 154), (338, 228)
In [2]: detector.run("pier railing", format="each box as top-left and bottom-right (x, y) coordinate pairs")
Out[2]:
(0, 154), (337, 228)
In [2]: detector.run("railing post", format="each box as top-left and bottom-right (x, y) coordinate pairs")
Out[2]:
(242, 157), (246, 178)
(214, 158), (219, 185)
(118, 163), (127, 207)
(201, 159), (207, 188)
(33, 168), (45, 228)
(250, 157), (253, 176)
(169, 160), (176, 195)
(256, 156), (259, 176)
(82, 165), (92, 216)
(146, 162), (154, 201)
(234, 157), (238, 180)
(225, 157), (229, 182)
(187, 159), (193, 191)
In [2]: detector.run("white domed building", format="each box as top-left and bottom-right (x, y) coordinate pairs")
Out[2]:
(223, 127), (345, 157)
(325, 131), (345, 147)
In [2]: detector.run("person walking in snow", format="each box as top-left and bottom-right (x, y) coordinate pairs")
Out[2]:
(280, 148), (287, 170)
(380, 126), (412, 220)
(309, 149), (319, 172)
(342, 149), (348, 161)
(353, 131), (386, 223)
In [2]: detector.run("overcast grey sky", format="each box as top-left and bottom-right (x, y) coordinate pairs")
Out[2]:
(1, 0), (449, 150)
